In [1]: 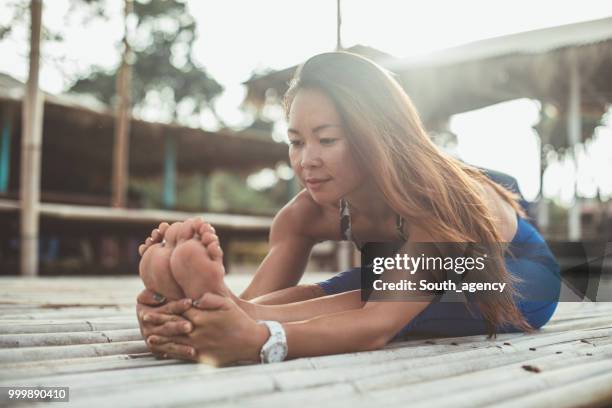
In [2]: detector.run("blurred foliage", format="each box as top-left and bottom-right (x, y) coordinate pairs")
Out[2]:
(0, 0), (28, 41)
(68, 0), (223, 122)
(3, 0), (289, 215)
(534, 101), (606, 156)
(129, 171), (289, 215)
(208, 171), (284, 215)
(0, 0), (64, 42)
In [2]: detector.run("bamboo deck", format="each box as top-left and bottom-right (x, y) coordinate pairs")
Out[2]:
(0, 276), (611, 407)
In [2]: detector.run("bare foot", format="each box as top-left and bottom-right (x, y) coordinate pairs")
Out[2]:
(138, 221), (184, 301)
(170, 220), (232, 300)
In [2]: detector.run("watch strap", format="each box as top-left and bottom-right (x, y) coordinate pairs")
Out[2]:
(258, 320), (287, 364)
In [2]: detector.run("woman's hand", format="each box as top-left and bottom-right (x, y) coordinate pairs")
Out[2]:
(147, 293), (270, 366)
(135, 289), (194, 357)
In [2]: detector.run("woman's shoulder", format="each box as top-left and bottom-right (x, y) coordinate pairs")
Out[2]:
(477, 179), (519, 242)
(272, 190), (341, 241)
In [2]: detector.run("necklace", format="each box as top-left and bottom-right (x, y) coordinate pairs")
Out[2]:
(340, 199), (407, 247)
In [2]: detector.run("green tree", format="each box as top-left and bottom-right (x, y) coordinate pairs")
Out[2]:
(68, 0), (223, 123)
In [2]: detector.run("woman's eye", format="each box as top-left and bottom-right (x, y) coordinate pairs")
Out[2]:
(289, 139), (303, 147)
(320, 138), (337, 145)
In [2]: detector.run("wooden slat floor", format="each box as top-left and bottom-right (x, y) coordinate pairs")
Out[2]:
(0, 276), (611, 408)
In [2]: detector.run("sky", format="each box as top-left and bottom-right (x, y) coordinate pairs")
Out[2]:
(1, 0), (611, 202)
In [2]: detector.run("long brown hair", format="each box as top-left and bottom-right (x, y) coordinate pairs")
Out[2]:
(284, 52), (531, 336)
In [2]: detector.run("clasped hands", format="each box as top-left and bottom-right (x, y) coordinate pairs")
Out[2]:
(135, 289), (268, 367)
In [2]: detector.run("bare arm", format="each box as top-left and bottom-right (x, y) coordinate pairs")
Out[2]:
(277, 230), (439, 356)
(245, 289), (363, 322)
(282, 300), (431, 357)
(150, 291), (430, 364)
(249, 284), (327, 305)
(240, 193), (329, 300)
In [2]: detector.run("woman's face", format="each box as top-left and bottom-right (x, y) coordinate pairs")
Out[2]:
(287, 88), (366, 205)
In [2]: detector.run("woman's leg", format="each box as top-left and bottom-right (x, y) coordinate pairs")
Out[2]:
(393, 255), (561, 339)
(317, 267), (363, 295)
(164, 231), (367, 322)
(311, 256), (560, 339)
(138, 222), (184, 301)
(245, 265), (365, 305)
(139, 218), (219, 301)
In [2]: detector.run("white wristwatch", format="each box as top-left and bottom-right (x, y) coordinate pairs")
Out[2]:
(258, 320), (288, 364)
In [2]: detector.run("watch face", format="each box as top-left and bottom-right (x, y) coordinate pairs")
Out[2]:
(266, 342), (287, 363)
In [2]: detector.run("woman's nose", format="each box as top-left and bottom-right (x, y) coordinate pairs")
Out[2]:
(300, 145), (322, 168)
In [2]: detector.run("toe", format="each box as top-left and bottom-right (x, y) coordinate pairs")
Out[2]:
(151, 228), (161, 242)
(177, 219), (198, 243)
(138, 244), (147, 256)
(158, 222), (170, 234)
(192, 217), (205, 232)
(207, 242), (224, 260)
(163, 222), (182, 246)
(200, 232), (219, 246)
(198, 223), (215, 236)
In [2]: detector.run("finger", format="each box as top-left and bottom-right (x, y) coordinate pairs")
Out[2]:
(182, 308), (203, 323)
(151, 347), (187, 361)
(142, 311), (185, 325)
(158, 298), (192, 314)
(147, 334), (170, 345)
(137, 289), (166, 306)
(149, 341), (196, 361)
(193, 293), (230, 311)
(148, 334), (192, 346)
(149, 320), (193, 336)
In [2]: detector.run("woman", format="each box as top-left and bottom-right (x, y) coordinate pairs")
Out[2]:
(136, 52), (561, 366)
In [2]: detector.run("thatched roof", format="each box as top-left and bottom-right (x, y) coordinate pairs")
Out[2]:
(0, 73), (289, 178)
(242, 18), (612, 129)
(389, 17), (612, 124)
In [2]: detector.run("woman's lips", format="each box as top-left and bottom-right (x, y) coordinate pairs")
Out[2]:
(305, 178), (331, 190)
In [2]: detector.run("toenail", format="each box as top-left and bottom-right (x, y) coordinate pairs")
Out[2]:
(160, 239), (167, 247)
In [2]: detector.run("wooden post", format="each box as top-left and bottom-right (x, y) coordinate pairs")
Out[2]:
(536, 105), (549, 235)
(163, 134), (176, 209)
(0, 108), (13, 193)
(336, 0), (343, 51)
(199, 173), (209, 210)
(111, 0), (133, 208)
(567, 50), (582, 241)
(337, 241), (352, 271)
(20, 0), (44, 276)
